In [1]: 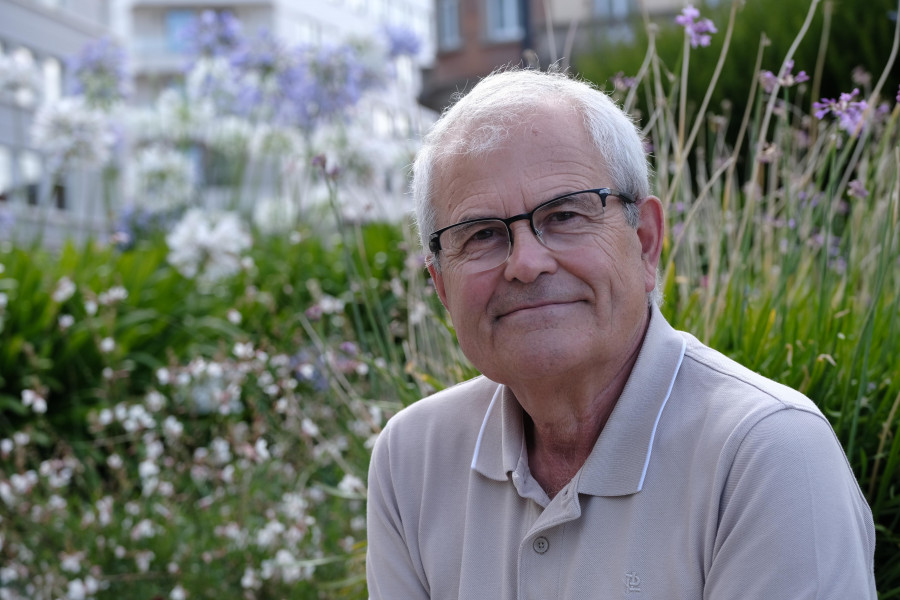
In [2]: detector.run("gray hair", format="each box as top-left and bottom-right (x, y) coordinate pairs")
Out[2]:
(412, 68), (650, 254)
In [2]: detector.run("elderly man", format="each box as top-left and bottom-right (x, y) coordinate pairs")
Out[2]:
(366, 68), (876, 598)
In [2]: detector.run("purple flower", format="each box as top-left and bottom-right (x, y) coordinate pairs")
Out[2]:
(382, 24), (421, 58)
(66, 37), (130, 105)
(611, 71), (637, 91)
(181, 12), (393, 132)
(759, 60), (809, 93)
(675, 5), (717, 48)
(896, 84), (900, 103)
(813, 88), (868, 136)
(851, 66), (872, 88)
(847, 179), (868, 198)
(184, 10), (243, 60)
(759, 70), (779, 94)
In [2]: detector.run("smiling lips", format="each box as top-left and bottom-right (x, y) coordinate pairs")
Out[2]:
(494, 299), (581, 319)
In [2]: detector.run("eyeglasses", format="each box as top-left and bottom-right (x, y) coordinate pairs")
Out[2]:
(428, 188), (636, 273)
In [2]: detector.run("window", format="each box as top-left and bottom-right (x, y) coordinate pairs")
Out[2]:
(43, 57), (62, 105)
(593, 0), (630, 20)
(10, 47), (38, 107)
(18, 151), (42, 206)
(373, 106), (392, 137)
(485, 0), (522, 41)
(166, 9), (196, 53)
(436, 0), (461, 50)
(0, 146), (11, 202)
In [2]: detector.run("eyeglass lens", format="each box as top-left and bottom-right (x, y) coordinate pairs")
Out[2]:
(440, 192), (608, 272)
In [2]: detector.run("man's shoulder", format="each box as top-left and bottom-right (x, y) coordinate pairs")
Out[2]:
(382, 375), (498, 437)
(677, 331), (819, 416)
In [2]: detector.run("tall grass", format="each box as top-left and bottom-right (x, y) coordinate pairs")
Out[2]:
(605, 0), (900, 589)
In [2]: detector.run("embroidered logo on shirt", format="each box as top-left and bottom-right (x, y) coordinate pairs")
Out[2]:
(624, 572), (641, 593)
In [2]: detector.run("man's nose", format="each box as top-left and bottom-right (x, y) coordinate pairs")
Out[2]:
(502, 221), (556, 283)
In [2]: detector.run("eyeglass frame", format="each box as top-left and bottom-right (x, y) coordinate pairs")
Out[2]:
(427, 187), (637, 262)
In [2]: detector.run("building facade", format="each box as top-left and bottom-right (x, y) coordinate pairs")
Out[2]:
(113, 0), (438, 221)
(0, 0), (112, 245)
(419, 0), (686, 112)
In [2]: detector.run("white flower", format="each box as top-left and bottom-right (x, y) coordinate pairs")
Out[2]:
(170, 584), (187, 600)
(255, 519), (285, 548)
(52, 276), (77, 303)
(226, 309), (242, 324)
(254, 438), (270, 461)
(142, 390), (165, 412)
(96, 496), (114, 527)
(59, 314), (75, 330)
(166, 209), (252, 287)
(0, 292), (7, 309)
(106, 454), (123, 469)
(31, 96), (115, 171)
(156, 367), (171, 385)
(337, 473), (366, 496)
(60, 550), (84, 573)
(138, 460), (159, 480)
(135, 550), (155, 573)
(84, 299), (98, 316)
(98, 286), (128, 305)
(21, 389), (47, 414)
(163, 416), (183, 438)
(99, 337), (115, 353)
(0, 52), (42, 101)
(252, 195), (299, 234)
(127, 145), (195, 210)
(301, 418), (319, 437)
(66, 578), (87, 600)
(130, 518), (157, 540)
(241, 567), (261, 590)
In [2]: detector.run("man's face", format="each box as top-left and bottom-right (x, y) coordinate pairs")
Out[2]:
(427, 106), (663, 388)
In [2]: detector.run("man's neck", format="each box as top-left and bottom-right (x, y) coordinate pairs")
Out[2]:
(517, 307), (650, 498)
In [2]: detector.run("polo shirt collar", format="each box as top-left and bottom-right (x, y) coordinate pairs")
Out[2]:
(470, 304), (686, 497)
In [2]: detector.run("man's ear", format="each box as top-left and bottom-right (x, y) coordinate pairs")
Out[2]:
(636, 196), (665, 293)
(427, 263), (449, 310)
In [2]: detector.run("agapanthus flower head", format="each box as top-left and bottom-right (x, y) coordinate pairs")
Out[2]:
(382, 24), (422, 58)
(128, 145), (195, 210)
(230, 28), (292, 76)
(31, 96), (116, 172)
(675, 4), (717, 48)
(184, 10), (244, 60)
(276, 41), (389, 131)
(67, 37), (131, 106)
(0, 52), (42, 101)
(166, 208), (252, 288)
(813, 88), (868, 136)
(759, 59), (809, 94)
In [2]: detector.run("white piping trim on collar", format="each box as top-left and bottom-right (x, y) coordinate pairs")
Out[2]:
(637, 336), (687, 492)
(471, 383), (503, 470)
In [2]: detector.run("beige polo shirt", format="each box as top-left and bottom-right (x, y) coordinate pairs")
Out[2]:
(366, 306), (877, 599)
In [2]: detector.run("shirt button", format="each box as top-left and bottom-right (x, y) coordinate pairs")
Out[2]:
(533, 536), (549, 554)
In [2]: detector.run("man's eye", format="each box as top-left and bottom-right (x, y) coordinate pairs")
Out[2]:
(546, 210), (581, 223)
(466, 226), (504, 244)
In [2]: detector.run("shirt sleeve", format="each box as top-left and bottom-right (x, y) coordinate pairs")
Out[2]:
(705, 407), (877, 599)
(366, 422), (431, 600)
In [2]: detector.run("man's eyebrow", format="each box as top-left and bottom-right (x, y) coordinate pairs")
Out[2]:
(450, 189), (589, 224)
(453, 210), (500, 223)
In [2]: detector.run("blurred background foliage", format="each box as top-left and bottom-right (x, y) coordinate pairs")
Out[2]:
(576, 0), (899, 138)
